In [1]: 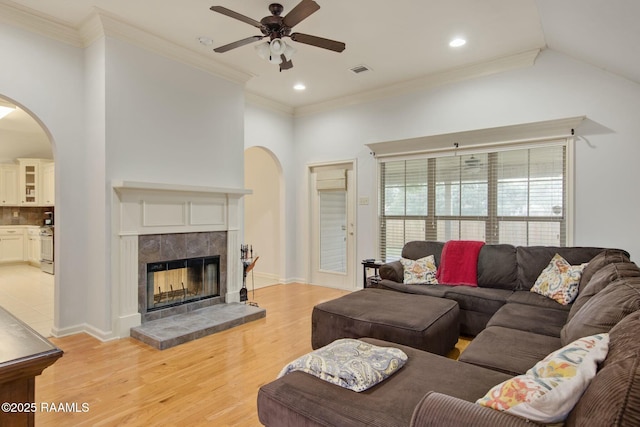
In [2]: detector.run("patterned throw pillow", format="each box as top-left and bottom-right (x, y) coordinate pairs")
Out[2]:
(401, 255), (438, 285)
(477, 333), (609, 424)
(530, 254), (587, 305)
(277, 338), (408, 392)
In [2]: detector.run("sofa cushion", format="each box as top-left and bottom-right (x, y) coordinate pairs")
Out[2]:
(476, 244), (518, 290)
(377, 280), (449, 298)
(568, 261), (640, 323)
(577, 248), (630, 294)
(401, 255), (438, 284)
(441, 286), (511, 314)
(507, 290), (571, 311)
(459, 326), (562, 376)
(401, 241), (444, 264)
(529, 254), (587, 305)
(561, 277), (640, 346)
(379, 260), (403, 283)
(486, 303), (568, 338)
(257, 338), (513, 427)
(516, 246), (606, 291)
(566, 311), (640, 426)
(476, 333), (609, 424)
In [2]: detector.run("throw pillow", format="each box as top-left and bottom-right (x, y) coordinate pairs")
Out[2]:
(530, 253), (587, 305)
(477, 333), (609, 424)
(400, 255), (438, 285)
(277, 338), (408, 392)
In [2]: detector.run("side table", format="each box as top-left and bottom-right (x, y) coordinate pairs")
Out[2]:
(362, 259), (383, 287)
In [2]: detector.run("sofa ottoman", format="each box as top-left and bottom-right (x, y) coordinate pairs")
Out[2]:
(311, 288), (459, 356)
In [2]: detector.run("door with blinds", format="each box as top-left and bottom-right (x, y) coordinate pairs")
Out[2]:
(309, 162), (356, 289)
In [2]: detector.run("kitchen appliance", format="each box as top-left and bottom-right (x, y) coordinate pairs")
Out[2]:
(40, 226), (54, 274)
(44, 211), (54, 226)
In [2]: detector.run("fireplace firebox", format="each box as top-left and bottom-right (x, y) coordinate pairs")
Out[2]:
(146, 256), (220, 311)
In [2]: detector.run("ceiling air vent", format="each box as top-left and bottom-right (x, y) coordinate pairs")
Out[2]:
(349, 64), (372, 75)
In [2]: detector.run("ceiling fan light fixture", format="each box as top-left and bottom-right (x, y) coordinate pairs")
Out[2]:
(269, 53), (283, 65)
(270, 38), (287, 56)
(283, 44), (296, 61)
(255, 41), (271, 60)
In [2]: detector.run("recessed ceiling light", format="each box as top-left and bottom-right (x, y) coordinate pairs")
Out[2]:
(293, 83), (306, 91)
(197, 36), (214, 46)
(449, 38), (466, 48)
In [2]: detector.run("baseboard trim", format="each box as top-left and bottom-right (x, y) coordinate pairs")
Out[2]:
(52, 323), (119, 342)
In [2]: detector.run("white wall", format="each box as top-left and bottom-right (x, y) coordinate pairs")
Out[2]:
(244, 146), (281, 285)
(0, 21), (247, 339)
(99, 37), (246, 337)
(291, 49), (640, 285)
(105, 37), (244, 187)
(0, 23), (89, 330)
(244, 104), (297, 281)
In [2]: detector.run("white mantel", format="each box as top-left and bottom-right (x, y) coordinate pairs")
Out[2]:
(111, 181), (251, 338)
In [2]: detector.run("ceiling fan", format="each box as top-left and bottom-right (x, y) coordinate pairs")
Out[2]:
(464, 155), (483, 173)
(210, 1), (346, 71)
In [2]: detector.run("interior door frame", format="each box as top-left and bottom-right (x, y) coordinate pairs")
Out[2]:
(307, 159), (357, 290)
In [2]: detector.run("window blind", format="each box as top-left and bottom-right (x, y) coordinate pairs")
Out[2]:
(379, 144), (567, 261)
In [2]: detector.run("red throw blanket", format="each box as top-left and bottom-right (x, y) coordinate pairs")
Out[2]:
(436, 240), (485, 287)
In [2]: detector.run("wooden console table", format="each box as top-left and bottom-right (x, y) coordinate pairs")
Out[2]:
(0, 307), (63, 427)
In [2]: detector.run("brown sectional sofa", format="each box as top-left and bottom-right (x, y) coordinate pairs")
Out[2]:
(257, 243), (640, 426)
(376, 241), (618, 336)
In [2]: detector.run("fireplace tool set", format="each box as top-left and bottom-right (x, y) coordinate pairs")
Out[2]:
(241, 244), (259, 307)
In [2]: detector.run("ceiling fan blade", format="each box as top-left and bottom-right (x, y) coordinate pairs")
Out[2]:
(210, 6), (264, 29)
(282, 0), (320, 28)
(279, 56), (294, 71)
(214, 35), (264, 53)
(290, 33), (345, 52)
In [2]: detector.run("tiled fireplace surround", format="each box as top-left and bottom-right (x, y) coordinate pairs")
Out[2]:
(112, 181), (250, 338)
(138, 231), (227, 322)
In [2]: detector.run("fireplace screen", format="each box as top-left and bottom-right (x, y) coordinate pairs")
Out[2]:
(147, 256), (220, 311)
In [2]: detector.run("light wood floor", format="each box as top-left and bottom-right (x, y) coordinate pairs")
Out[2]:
(36, 284), (470, 426)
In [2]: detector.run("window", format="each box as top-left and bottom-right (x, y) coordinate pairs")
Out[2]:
(379, 143), (567, 261)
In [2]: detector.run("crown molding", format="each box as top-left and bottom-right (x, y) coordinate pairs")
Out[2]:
(245, 92), (294, 116)
(293, 49), (541, 117)
(87, 10), (254, 86)
(0, 1), (253, 86)
(0, 0), (83, 47)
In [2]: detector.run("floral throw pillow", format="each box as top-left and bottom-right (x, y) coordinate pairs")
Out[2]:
(400, 255), (438, 285)
(477, 333), (609, 424)
(530, 254), (587, 305)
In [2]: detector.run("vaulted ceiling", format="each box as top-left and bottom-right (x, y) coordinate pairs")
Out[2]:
(1, 0), (639, 159)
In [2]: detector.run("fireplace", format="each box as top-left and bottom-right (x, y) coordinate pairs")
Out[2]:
(113, 180), (250, 339)
(147, 256), (220, 311)
(138, 231), (228, 322)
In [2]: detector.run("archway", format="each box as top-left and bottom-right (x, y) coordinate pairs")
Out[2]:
(0, 95), (55, 337)
(243, 146), (284, 291)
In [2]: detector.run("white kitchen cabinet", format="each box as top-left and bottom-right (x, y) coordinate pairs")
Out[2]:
(0, 228), (25, 263)
(0, 164), (19, 205)
(16, 159), (54, 206)
(17, 159), (39, 205)
(26, 227), (41, 265)
(41, 162), (55, 206)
